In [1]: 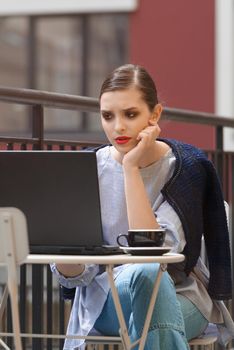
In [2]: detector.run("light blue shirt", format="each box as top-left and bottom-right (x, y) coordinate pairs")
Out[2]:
(51, 146), (186, 349)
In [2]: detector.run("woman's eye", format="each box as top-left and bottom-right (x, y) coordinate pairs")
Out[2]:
(102, 112), (113, 120)
(126, 112), (137, 119)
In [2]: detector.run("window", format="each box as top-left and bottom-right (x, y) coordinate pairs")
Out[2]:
(0, 14), (129, 139)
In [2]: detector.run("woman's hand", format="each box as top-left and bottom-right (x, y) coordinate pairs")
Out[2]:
(56, 264), (85, 277)
(122, 121), (161, 169)
(121, 120), (161, 229)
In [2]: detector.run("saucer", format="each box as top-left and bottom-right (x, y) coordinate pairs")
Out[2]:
(119, 246), (171, 256)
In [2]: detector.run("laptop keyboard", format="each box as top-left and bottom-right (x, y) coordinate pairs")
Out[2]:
(59, 245), (124, 255)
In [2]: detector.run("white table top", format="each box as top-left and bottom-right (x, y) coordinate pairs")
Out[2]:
(25, 253), (185, 265)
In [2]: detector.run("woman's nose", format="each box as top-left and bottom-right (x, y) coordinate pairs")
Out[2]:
(114, 117), (126, 132)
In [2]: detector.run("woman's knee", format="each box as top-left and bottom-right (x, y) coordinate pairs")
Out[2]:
(130, 263), (159, 282)
(128, 263), (174, 293)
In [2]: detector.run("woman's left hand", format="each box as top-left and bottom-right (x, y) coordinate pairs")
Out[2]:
(122, 120), (161, 168)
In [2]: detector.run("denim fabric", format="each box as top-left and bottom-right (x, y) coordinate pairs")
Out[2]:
(94, 263), (193, 350)
(176, 294), (208, 340)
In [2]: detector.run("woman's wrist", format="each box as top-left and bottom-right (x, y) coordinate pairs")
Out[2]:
(122, 161), (139, 173)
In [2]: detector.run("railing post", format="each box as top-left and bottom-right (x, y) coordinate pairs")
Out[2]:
(19, 265), (26, 349)
(31, 105), (44, 350)
(232, 156), (234, 331)
(32, 265), (44, 350)
(46, 265), (53, 350)
(32, 104), (44, 150)
(80, 15), (89, 131)
(216, 125), (223, 182)
(6, 299), (12, 348)
(59, 287), (65, 350)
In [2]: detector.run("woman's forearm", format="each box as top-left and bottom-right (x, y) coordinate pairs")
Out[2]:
(56, 264), (85, 277)
(123, 165), (160, 229)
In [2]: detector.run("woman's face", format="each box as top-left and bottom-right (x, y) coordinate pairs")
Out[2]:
(100, 87), (161, 155)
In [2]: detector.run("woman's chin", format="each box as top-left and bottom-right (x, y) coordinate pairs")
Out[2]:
(114, 140), (137, 153)
(115, 145), (132, 155)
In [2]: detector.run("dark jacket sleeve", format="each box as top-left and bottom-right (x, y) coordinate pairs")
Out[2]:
(202, 159), (232, 300)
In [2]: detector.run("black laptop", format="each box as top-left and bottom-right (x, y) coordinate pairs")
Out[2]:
(0, 151), (122, 255)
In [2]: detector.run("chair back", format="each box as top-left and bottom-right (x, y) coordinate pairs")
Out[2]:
(0, 207), (29, 265)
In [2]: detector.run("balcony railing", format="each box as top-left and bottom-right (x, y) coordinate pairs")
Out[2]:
(0, 86), (234, 350)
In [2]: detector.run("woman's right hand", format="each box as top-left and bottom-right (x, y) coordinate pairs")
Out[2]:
(122, 121), (161, 169)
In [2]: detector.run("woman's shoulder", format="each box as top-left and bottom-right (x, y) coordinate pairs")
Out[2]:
(95, 145), (113, 176)
(159, 138), (208, 162)
(160, 138), (215, 183)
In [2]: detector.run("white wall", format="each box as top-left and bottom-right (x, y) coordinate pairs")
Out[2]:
(0, 0), (138, 16)
(215, 0), (234, 151)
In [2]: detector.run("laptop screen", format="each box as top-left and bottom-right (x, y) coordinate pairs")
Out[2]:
(0, 151), (105, 254)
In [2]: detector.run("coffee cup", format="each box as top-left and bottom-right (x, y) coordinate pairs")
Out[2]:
(117, 229), (166, 247)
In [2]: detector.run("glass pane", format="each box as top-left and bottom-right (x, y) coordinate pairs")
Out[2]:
(0, 17), (28, 87)
(37, 14), (128, 135)
(37, 17), (84, 133)
(0, 102), (30, 135)
(86, 14), (129, 133)
(44, 110), (107, 143)
(37, 17), (83, 95)
(44, 108), (82, 134)
(87, 14), (129, 98)
(0, 17), (29, 135)
(0, 14), (129, 138)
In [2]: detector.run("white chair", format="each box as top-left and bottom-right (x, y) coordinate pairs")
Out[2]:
(0, 207), (29, 350)
(189, 334), (217, 350)
(84, 330), (217, 350)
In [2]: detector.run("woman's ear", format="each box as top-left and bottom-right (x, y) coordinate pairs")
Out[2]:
(149, 104), (163, 125)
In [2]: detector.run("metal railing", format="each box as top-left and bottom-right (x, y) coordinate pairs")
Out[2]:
(0, 86), (234, 350)
(1, 86), (234, 153)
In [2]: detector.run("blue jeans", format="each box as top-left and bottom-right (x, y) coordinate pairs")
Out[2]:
(94, 264), (208, 350)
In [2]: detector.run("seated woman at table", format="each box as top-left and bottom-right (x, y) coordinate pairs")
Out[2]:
(51, 64), (233, 350)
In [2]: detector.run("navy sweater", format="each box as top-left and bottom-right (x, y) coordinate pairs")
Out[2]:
(160, 138), (232, 300)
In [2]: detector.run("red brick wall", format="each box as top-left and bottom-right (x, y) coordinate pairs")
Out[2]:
(129, 0), (215, 149)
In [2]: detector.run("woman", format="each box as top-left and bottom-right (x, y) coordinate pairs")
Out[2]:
(51, 64), (233, 350)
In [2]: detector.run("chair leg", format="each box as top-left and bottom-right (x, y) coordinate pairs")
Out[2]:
(0, 285), (11, 350)
(8, 277), (23, 350)
(1, 212), (23, 350)
(0, 285), (8, 322)
(0, 338), (11, 350)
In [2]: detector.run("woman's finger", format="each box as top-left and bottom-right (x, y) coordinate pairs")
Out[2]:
(137, 125), (160, 141)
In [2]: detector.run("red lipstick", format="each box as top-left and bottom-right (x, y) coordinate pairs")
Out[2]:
(115, 136), (131, 145)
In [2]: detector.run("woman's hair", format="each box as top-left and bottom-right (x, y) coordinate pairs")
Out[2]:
(99, 64), (158, 111)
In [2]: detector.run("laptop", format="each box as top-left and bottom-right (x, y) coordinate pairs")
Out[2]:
(0, 150), (122, 255)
